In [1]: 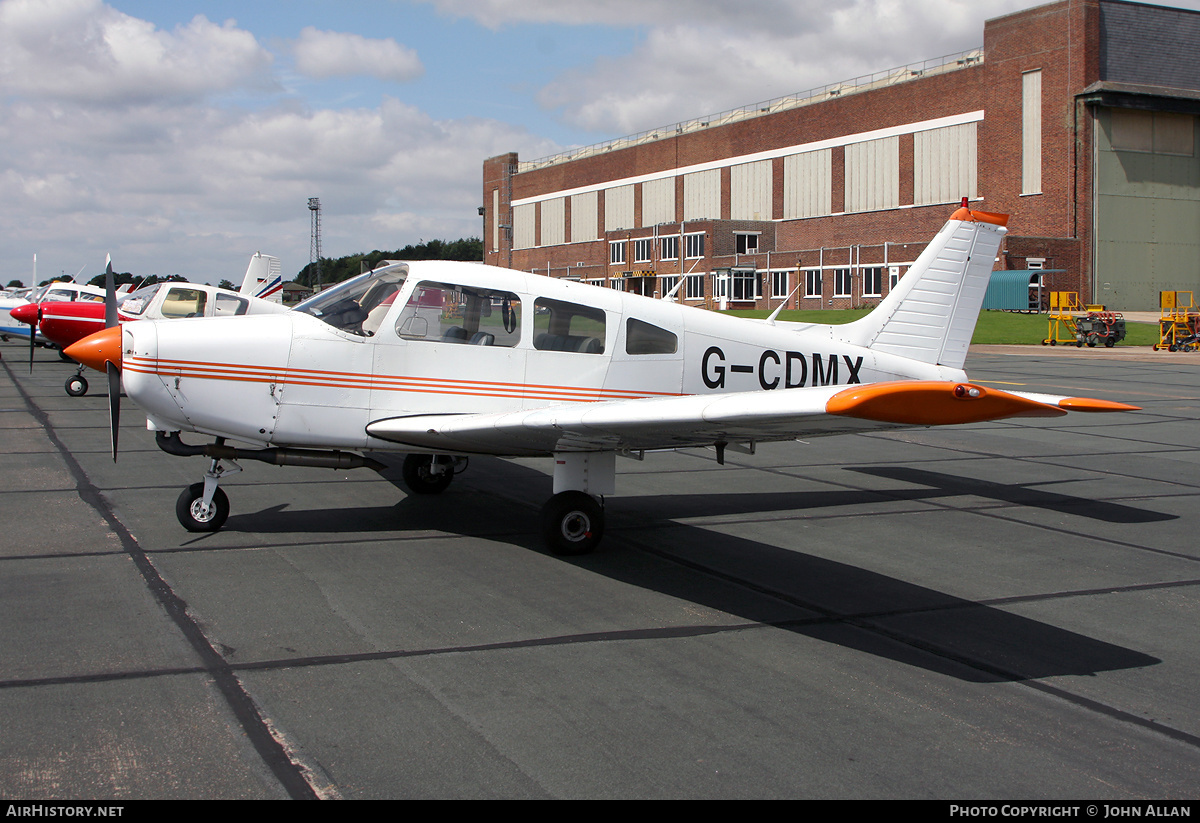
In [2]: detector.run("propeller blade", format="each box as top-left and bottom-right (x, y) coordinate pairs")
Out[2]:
(27, 306), (37, 374)
(104, 256), (117, 328)
(106, 360), (120, 461)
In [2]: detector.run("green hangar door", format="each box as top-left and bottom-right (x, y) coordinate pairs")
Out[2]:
(1093, 107), (1200, 311)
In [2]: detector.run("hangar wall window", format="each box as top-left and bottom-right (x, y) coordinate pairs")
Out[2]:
(533, 298), (606, 354)
(685, 274), (704, 300)
(540, 197), (565, 246)
(804, 269), (823, 299)
(610, 241), (626, 265)
(684, 169), (721, 220)
(862, 267), (882, 298)
(771, 271), (790, 299)
(735, 233), (759, 254)
(833, 268), (852, 298)
(571, 191), (598, 242)
(914, 122), (978, 206)
(513, 203), (535, 250)
(659, 275), (680, 298)
(660, 236), (679, 261)
(1022, 70), (1042, 195)
(642, 177), (676, 226)
(730, 160), (772, 221)
(783, 149), (832, 219)
(685, 233), (705, 259)
(633, 238), (653, 263)
(605, 185), (635, 231)
(626, 318), (678, 355)
(845, 136), (900, 212)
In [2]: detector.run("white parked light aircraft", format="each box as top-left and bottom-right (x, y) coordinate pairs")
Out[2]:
(66, 206), (1138, 554)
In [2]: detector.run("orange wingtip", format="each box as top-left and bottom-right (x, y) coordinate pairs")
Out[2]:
(950, 207), (1009, 227)
(63, 325), (122, 373)
(827, 382), (1065, 425)
(1059, 397), (1141, 412)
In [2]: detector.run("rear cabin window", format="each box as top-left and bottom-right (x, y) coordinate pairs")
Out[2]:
(533, 298), (606, 354)
(214, 292), (250, 316)
(625, 318), (677, 355)
(395, 282), (521, 347)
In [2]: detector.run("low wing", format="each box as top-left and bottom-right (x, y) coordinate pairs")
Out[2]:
(365, 381), (1138, 457)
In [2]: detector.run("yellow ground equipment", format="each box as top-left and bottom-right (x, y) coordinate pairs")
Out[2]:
(1155, 292), (1199, 352)
(1041, 292), (1127, 347)
(1042, 292), (1083, 346)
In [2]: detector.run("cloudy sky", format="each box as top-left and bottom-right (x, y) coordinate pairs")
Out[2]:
(2, 0), (1196, 286)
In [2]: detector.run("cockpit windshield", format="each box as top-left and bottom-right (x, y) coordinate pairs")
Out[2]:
(295, 262), (409, 336)
(118, 284), (161, 316)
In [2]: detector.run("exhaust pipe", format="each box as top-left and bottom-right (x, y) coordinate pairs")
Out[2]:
(156, 431), (386, 472)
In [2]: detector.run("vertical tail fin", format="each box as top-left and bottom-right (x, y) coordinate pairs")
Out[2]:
(841, 207), (1008, 370)
(240, 252), (284, 303)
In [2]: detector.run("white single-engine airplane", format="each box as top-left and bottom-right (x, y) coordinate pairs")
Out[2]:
(67, 206), (1138, 554)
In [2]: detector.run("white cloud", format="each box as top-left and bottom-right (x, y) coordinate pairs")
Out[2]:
(532, 0), (1035, 135)
(0, 0), (274, 105)
(292, 27), (423, 83)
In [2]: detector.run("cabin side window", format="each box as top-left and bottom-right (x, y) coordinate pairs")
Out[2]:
(625, 318), (677, 355)
(532, 298), (606, 354)
(161, 287), (208, 318)
(214, 292), (250, 316)
(394, 282), (521, 347)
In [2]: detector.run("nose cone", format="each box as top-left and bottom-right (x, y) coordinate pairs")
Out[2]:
(65, 325), (122, 372)
(10, 303), (38, 326)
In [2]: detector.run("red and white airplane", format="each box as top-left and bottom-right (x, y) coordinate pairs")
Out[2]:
(67, 206), (1138, 554)
(16, 253), (290, 396)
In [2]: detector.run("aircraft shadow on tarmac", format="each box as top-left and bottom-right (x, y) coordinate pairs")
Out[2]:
(221, 455), (1162, 685)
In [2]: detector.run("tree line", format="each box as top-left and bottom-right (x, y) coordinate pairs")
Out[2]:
(295, 237), (482, 288)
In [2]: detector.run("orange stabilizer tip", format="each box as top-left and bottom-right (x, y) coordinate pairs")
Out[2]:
(1059, 397), (1141, 412)
(950, 207), (1010, 227)
(64, 325), (122, 373)
(826, 382), (1065, 425)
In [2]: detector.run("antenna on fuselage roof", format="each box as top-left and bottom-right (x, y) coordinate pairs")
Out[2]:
(767, 284), (801, 324)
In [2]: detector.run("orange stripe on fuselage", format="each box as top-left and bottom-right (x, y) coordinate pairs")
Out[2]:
(124, 355), (683, 403)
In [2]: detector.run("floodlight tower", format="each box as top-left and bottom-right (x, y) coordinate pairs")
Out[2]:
(308, 197), (322, 291)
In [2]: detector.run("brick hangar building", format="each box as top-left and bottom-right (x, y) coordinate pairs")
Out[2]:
(482, 0), (1200, 313)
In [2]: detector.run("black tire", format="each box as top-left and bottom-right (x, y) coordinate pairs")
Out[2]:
(65, 375), (88, 397)
(1050, 339), (1057, 346)
(176, 482), (230, 532)
(541, 491), (604, 556)
(402, 454), (454, 494)
(1105, 337), (1116, 348)
(58, 348), (73, 362)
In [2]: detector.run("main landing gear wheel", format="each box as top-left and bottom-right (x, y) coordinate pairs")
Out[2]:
(402, 454), (455, 494)
(65, 374), (88, 396)
(176, 482), (230, 532)
(541, 491), (604, 556)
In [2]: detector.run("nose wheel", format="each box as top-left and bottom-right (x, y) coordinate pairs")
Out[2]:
(175, 454), (240, 532)
(176, 482), (230, 532)
(65, 373), (88, 397)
